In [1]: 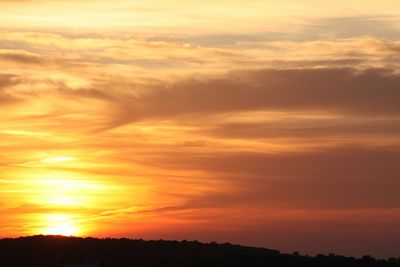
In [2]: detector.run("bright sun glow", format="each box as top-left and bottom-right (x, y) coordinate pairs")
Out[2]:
(43, 214), (79, 236)
(42, 157), (76, 164)
(32, 178), (106, 207)
(45, 225), (77, 236)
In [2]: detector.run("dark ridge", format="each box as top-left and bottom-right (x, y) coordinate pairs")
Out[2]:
(0, 235), (399, 267)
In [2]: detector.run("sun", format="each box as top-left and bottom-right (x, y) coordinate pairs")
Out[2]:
(44, 225), (77, 236)
(42, 214), (79, 236)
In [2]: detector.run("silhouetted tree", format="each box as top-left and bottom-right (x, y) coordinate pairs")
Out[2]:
(0, 236), (398, 267)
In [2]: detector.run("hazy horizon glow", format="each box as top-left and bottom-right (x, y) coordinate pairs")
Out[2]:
(1, 0), (400, 259)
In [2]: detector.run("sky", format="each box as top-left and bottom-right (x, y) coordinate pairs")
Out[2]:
(0, 0), (400, 259)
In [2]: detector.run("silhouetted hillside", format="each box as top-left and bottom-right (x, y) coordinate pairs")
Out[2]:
(0, 235), (398, 267)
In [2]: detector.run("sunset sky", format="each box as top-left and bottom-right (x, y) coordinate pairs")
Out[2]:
(1, 0), (400, 259)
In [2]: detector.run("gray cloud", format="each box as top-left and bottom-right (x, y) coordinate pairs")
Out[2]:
(201, 118), (400, 140)
(0, 73), (19, 104)
(142, 145), (400, 209)
(0, 73), (18, 89)
(106, 68), (400, 126)
(0, 52), (44, 65)
(308, 16), (400, 40)
(168, 16), (400, 46)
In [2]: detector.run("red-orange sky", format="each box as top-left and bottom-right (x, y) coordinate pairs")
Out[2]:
(0, 0), (400, 259)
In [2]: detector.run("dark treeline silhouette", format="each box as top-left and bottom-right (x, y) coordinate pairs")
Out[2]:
(0, 235), (399, 267)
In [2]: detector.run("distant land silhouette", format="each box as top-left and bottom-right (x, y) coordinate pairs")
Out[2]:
(0, 235), (399, 267)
